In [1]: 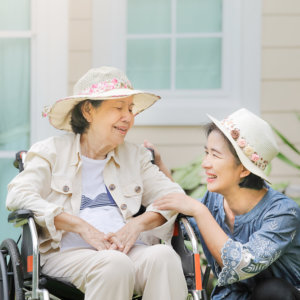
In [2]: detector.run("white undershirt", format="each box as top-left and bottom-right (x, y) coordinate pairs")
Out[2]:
(60, 155), (126, 251)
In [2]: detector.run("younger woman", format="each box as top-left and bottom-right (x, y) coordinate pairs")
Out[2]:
(153, 108), (300, 300)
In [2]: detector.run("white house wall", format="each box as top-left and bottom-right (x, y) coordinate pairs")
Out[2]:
(261, 0), (300, 184)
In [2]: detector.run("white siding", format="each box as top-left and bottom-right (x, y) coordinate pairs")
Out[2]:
(68, 0), (93, 94)
(261, 0), (300, 185)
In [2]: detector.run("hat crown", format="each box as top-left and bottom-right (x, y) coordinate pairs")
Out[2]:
(73, 66), (133, 95)
(221, 108), (279, 168)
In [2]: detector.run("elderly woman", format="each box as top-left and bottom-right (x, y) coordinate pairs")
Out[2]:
(6, 66), (188, 300)
(153, 108), (300, 300)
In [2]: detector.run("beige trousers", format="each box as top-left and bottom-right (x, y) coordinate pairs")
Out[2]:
(42, 244), (188, 300)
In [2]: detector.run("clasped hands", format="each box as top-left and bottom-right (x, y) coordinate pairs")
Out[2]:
(80, 218), (142, 254)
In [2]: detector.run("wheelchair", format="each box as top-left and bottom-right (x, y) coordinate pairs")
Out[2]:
(0, 151), (211, 300)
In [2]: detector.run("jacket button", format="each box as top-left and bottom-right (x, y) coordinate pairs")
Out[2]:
(109, 184), (116, 191)
(120, 204), (127, 210)
(135, 186), (141, 193)
(63, 185), (69, 192)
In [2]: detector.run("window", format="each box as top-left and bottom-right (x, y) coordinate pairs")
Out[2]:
(126, 0), (222, 91)
(0, 0), (32, 241)
(93, 0), (261, 124)
(0, 0), (68, 241)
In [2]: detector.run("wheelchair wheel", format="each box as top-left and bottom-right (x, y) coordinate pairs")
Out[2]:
(0, 239), (25, 300)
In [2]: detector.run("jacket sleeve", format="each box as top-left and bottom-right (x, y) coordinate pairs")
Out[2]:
(6, 141), (64, 245)
(217, 201), (299, 286)
(138, 146), (184, 244)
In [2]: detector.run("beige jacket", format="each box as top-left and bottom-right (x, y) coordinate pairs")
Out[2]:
(6, 133), (183, 264)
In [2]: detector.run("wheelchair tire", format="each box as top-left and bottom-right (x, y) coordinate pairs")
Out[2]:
(0, 239), (25, 300)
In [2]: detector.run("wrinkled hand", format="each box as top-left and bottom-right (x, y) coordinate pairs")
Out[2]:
(79, 223), (114, 251)
(153, 193), (200, 217)
(105, 219), (142, 254)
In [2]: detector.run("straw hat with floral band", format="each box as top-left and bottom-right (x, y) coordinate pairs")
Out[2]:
(42, 66), (160, 131)
(207, 108), (279, 183)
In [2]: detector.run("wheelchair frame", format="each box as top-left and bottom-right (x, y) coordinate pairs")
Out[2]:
(0, 151), (211, 300)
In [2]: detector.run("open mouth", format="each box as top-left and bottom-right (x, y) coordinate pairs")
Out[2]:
(113, 126), (128, 135)
(206, 173), (217, 181)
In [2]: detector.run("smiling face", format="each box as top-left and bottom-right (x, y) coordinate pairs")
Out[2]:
(202, 130), (249, 195)
(83, 96), (135, 150)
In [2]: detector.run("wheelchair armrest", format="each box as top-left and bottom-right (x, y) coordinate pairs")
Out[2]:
(13, 150), (27, 172)
(177, 214), (199, 254)
(8, 209), (34, 227)
(172, 214), (199, 277)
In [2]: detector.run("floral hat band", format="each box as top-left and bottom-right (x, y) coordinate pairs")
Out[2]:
(221, 118), (269, 171)
(79, 78), (133, 95)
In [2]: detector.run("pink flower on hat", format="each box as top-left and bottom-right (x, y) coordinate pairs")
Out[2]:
(231, 128), (240, 140)
(251, 153), (260, 162)
(238, 138), (246, 148)
(42, 105), (51, 118)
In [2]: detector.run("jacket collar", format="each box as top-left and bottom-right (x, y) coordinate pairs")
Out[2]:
(106, 147), (120, 166)
(70, 134), (81, 166)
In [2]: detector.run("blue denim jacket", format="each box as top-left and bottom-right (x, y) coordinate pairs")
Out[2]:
(189, 187), (300, 299)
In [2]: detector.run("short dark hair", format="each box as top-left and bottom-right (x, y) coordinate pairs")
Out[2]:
(205, 122), (265, 190)
(70, 100), (102, 134)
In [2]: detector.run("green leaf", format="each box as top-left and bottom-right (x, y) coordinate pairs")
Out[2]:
(189, 185), (207, 198)
(171, 156), (204, 190)
(277, 152), (300, 170)
(272, 126), (300, 156)
(179, 165), (203, 190)
(271, 182), (289, 193)
(172, 167), (193, 184)
(264, 163), (272, 176)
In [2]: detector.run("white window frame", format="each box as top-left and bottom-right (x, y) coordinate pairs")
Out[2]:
(92, 0), (261, 125)
(0, 0), (68, 162)
(30, 0), (69, 142)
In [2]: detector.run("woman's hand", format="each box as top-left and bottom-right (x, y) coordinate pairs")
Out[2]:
(143, 140), (173, 181)
(143, 140), (162, 166)
(105, 211), (166, 254)
(153, 193), (201, 217)
(54, 212), (114, 251)
(105, 219), (143, 254)
(79, 222), (114, 251)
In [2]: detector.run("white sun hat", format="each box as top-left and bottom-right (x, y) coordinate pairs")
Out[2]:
(207, 108), (279, 183)
(42, 66), (161, 131)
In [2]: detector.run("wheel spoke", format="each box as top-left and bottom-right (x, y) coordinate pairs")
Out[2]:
(1, 239), (25, 300)
(0, 251), (9, 300)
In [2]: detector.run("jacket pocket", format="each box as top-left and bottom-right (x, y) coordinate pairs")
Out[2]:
(120, 182), (143, 216)
(51, 176), (73, 195)
(121, 182), (143, 198)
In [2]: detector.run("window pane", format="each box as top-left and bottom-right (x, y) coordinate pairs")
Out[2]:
(0, 39), (30, 150)
(176, 38), (221, 89)
(176, 0), (222, 33)
(127, 0), (171, 34)
(127, 39), (171, 89)
(0, 158), (21, 242)
(0, 0), (30, 30)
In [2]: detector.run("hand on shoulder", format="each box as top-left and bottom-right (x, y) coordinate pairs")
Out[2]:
(153, 192), (202, 217)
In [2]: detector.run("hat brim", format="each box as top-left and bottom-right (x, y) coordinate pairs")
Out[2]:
(207, 114), (271, 183)
(48, 88), (160, 131)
